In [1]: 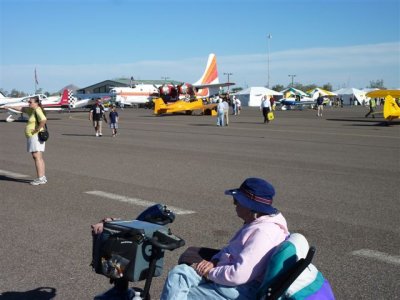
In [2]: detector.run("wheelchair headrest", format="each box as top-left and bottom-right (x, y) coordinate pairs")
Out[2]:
(286, 233), (309, 261)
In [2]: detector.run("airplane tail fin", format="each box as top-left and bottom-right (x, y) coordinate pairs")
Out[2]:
(59, 89), (75, 108)
(193, 54), (219, 98)
(193, 53), (219, 85)
(153, 98), (167, 114)
(383, 95), (400, 120)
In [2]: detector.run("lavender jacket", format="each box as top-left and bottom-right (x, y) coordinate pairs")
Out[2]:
(208, 213), (289, 286)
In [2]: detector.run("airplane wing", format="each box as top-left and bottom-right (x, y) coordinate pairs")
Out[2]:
(6, 107), (23, 114)
(193, 82), (235, 89)
(366, 90), (400, 98)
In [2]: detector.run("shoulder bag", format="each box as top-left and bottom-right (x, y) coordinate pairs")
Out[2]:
(35, 110), (49, 142)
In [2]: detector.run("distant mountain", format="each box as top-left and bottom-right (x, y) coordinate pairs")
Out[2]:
(59, 84), (80, 93)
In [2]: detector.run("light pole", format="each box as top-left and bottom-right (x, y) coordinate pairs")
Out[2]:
(223, 72), (233, 93)
(288, 74), (296, 87)
(161, 76), (169, 83)
(267, 34), (272, 88)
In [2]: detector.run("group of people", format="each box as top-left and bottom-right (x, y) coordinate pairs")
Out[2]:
(89, 99), (120, 137)
(0, 97), (121, 186)
(216, 95), (241, 127)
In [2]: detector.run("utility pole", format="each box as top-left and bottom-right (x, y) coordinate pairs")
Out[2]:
(161, 76), (170, 83)
(267, 34), (272, 88)
(288, 74), (296, 87)
(223, 72), (233, 93)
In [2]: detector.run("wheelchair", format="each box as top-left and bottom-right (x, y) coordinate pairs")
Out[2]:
(178, 233), (335, 300)
(91, 204), (185, 300)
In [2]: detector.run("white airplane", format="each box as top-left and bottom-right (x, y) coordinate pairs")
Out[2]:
(1, 90), (70, 122)
(0, 93), (33, 106)
(157, 53), (235, 103)
(109, 84), (159, 107)
(278, 87), (317, 110)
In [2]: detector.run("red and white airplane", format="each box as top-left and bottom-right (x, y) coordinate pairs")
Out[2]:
(1, 89), (70, 122)
(157, 53), (234, 103)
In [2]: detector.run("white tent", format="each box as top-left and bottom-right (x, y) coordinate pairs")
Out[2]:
(334, 88), (368, 105)
(232, 87), (282, 107)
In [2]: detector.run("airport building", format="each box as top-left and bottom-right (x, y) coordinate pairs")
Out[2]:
(76, 79), (181, 94)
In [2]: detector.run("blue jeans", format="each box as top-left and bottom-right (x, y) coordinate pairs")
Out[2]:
(217, 112), (225, 126)
(160, 264), (259, 300)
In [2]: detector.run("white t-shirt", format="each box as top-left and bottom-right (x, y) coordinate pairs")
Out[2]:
(261, 98), (271, 108)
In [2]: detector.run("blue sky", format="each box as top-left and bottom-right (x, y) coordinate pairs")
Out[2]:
(0, 0), (399, 93)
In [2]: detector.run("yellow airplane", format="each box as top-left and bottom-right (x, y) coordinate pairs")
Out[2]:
(153, 53), (233, 116)
(153, 98), (217, 116)
(366, 90), (400, 120)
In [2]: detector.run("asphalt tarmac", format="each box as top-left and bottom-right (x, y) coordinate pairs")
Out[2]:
(0, 106), (399, 299)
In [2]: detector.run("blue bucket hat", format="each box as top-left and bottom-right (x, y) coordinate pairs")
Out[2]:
(225, 178), (277, 215)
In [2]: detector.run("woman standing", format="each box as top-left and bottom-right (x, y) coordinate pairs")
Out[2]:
(3, 96), (47, 185)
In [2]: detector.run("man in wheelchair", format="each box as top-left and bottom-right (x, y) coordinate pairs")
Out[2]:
(160, 177), (335, 300)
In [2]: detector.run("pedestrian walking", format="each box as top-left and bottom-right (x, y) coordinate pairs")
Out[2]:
(316, 93), (324, 117)
(216, 99), (225, 126)
(365, 97), (376, 118)
(223, 99), (229, 126)
(109, 105), (119, 136)
(89, 99), (106, 137)
(260, 95), (271, 123)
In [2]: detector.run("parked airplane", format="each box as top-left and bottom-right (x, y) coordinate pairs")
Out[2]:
(62, 90), (107, 109)
(366, 89), (400, 121)
(0, 92), (59, 106)
(1, 90), (70, 122)
(153, 53), (234, 115)
(109, 84), (159, 107)
(157, 53), (234, 103)
(0, 93), (24, 106)
(153, 98), (217, 115)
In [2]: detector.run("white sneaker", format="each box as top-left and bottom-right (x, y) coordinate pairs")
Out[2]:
(96, 133), (99, 137)
(30, 176), (47, 185)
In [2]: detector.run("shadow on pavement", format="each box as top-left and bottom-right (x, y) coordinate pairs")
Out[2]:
(326, 118), (399, 126)
(0, 175), (31, 183)
(62, 133), (98, 137)
(0, 287), (56, 300)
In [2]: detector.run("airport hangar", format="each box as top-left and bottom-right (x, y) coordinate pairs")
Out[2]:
(76, 79), (181, 95)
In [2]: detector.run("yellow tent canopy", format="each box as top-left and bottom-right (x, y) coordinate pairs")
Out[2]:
(307, 88), (337, 96)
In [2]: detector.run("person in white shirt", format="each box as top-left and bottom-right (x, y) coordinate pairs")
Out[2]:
(235, 97), (241, 115)
(216, 99), (225, 126)
(260, 95), (271, 123)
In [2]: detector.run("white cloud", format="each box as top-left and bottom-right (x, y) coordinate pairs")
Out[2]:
(0, 42), (398, 93)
